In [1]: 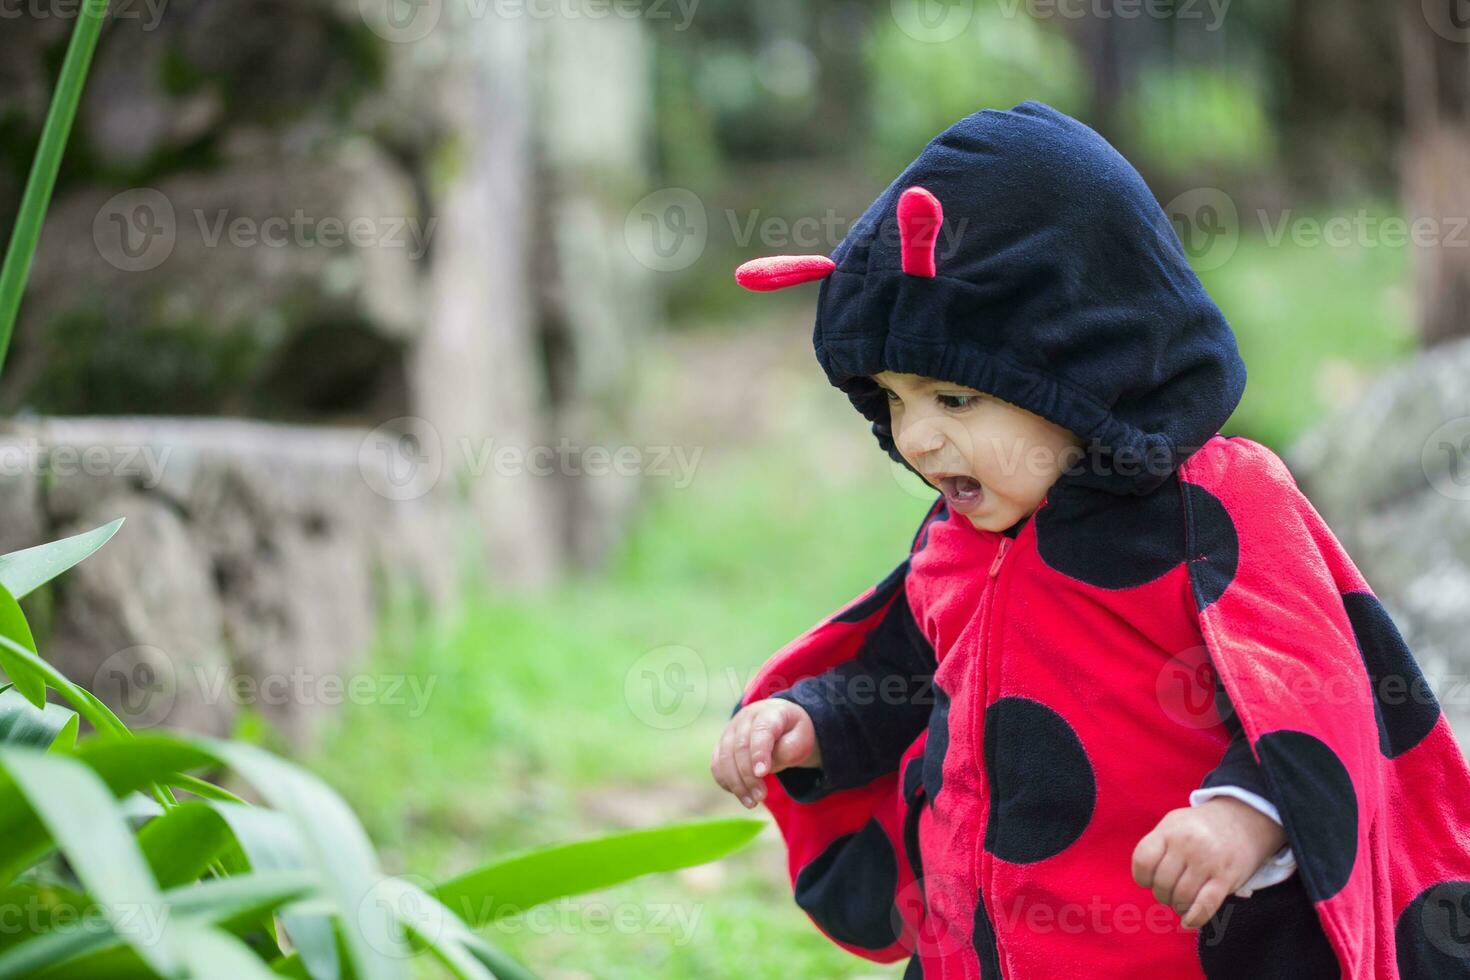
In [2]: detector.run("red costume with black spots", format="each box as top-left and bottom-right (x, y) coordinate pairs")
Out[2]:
(730, 102), (1470, 978)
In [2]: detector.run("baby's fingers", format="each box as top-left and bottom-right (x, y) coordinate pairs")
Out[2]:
(1168, 866), (1207, 917)
(746, 702), (788, 779)
(710, 724), (742, 798)
(729, 709), (765, 806)
(1180, 878), (1230, 931)
(1131, 828), (1167, 889)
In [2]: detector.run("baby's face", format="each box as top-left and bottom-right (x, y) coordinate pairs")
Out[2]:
(871, 371), (1085, 532)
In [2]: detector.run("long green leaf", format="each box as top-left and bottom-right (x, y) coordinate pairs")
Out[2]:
(0, 748), (178, 977)
(136, 801), (241, 889)
(0, 0), (110, 370)
(433, 816), (763, 925)
(0, 686), (76, 749)
(0, 634), (181, 815)
(372, 877), (535, 980)
(0, 871), (315, 979)
(174, 926), (282, 980)
(0, 632), (129, 736)
(169, 773), (246, 804)
(0, 519), (124, 602)
(0, 732), (215, 883)
(210, 741), (408, 980)
(0, 584), (45, 708)
(210, 802), (339, 980)
(368, 878), (492, 980)
(0, 882), (89, 956)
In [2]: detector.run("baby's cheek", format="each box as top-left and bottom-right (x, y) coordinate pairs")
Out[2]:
(985, 464), (1051, 514)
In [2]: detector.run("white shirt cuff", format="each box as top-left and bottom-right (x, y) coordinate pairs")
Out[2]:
(1189, 785), (1297, 898)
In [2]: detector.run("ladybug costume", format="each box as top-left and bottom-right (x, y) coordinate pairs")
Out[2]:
(730, 102), (1470, 978)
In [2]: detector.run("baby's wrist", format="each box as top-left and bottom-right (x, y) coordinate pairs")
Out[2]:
(1198, 795), (1287, 861)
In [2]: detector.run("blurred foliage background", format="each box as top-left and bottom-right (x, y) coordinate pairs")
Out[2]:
(5, 0), (1469, 976)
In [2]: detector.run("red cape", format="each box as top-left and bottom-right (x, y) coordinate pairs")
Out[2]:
(737, 435), (1470, 978)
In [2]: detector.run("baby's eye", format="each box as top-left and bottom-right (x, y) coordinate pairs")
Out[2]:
(937, 393), (978, 409)
(880, 387), (901, 402)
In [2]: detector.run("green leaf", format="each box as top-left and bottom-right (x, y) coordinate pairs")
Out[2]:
(0, 0), (110, 371)
(0, 519), (124, 602)
(209, 742), (408, 980)
(0, 748), (178, 977)
(433, 816), (763, 925)
(0, 732), (215, 883)
(136, 801), (241, 889)
(0, 882), (90, 955)
(174, 926), (283, 980)
(164, 870), (317, 929)
(49, 713), (80, 754)
(0, 633), (127, 737)
(0, 686), (76, 750)
(0, 871), (315, 979)
(370, 877), (534, 980)
(69, 735), (216, 796)
(210, 803), (339, 980)
(169, 773), (245, 804)
(0, 584), (44, 708)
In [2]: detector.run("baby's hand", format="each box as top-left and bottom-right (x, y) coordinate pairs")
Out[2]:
(710, 699), (820, 809)
(1131, 797), (1288, 929)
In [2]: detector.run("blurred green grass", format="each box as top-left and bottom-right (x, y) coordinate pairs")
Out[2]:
(307, 215), (1414, 978)
(312, 395), (931, 979)
(1206, 214), (1417, 448)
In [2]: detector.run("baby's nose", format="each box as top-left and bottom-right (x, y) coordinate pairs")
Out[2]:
(897, 421), (946, 457)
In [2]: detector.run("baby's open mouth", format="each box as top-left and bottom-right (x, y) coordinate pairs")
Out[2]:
(935, 474), (984, 512)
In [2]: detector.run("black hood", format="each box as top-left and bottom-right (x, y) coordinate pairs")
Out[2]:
(811, 101), (1246, 496)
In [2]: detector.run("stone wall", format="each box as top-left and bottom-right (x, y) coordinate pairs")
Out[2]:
(0, 3), (658, 740)
(0, 1), (656, 586)
(0, 417), (472, 744)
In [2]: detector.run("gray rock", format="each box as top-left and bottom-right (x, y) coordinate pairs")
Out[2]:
(0, 431), (47, 559)
(1288, 335), (1470, 751)
(6, 417), (478, 745)
(47, 493), (234, 737)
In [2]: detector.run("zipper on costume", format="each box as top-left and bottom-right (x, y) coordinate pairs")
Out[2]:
(976, 532), (1012, 977)
(989, 537), (1011, 577)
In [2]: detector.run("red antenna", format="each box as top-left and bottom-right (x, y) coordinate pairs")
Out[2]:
(733, 186), (944, 291)
(734, 254), (836, 291)
(898, 186), (943, 277)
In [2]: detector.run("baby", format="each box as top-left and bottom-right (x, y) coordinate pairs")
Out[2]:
(713, 371), (1291, 924)
(707, 102), (1470, 978)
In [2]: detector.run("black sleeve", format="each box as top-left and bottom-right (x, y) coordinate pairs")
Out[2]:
(1200, 665), (1274, 803)
(766, 582), (937, 803)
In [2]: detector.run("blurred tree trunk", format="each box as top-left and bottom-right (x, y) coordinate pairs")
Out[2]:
(1400, 0), (1470, 345)
(413, 13), (563, 587)
(1068, 0), (1403, 197)
(1076, 15), (1123, 144)
(1281, 0), (1400, 194)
